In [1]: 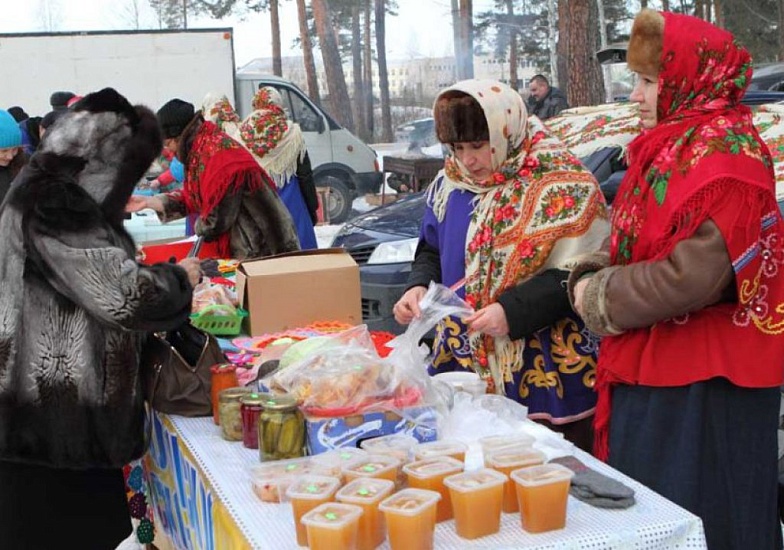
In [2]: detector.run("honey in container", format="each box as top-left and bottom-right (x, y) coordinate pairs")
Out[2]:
(443, 468), (506, 539)
(378, 488), (441, 550)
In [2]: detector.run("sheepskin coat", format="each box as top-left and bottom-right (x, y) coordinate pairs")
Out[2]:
(0, 89), (193, 469)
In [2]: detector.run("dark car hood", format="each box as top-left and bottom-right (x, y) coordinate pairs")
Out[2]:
(347, 192), (427, 238)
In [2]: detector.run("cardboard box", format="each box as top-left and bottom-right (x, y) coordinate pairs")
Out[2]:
(305, 407), (438, 454)
(235, 248), (362, 335)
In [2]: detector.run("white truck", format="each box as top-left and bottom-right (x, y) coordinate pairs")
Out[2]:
(0, 29), (381, 222)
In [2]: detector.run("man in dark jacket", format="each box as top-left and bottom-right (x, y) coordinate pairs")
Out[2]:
(527, 74), (569, 120)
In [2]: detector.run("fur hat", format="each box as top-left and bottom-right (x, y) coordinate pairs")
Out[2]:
(7, 107), (28, 123)
(434, 91), (489, 143)
(0, 109), (23, 149)
(627, 9), (665, 75)
(50, 91), (76, 111)
(156, 99), (195, 139)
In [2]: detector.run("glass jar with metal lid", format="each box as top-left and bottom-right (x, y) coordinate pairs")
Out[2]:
(210, 363), (239, 425)
(218, 386), (253, 441)
(258, 393), (306, 461)
(240, 393), (266, 449)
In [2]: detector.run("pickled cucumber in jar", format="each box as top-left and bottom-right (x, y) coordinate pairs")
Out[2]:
(258, 393), (306, 461)
(219, 387), (253, 441)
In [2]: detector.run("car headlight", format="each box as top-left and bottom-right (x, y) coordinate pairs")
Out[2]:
(367, 237), (418, 264)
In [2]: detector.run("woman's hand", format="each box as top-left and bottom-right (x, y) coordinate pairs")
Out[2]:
(464, 303), (509, 337)
(125, 195), (149, 213)
(178, 257), (202, 288)
(393, 286), (427, 325)
(573, 277), (591, 318)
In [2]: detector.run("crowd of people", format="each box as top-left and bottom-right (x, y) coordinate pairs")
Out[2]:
(0, 7), (782, 550)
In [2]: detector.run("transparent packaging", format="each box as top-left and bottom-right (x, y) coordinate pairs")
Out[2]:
(402, 457), (464, 522)
(486, 448), (546, 513)
(378, 488), (441, 550)
(443, 469), (506, 539)
(336, 478), (395, 550)
(301, 502), (363, 550)
(286, 475), (342, 547)
(511, 464), (575, 533)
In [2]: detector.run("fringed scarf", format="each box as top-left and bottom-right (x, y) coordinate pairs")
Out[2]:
(594, 11), (784, 461)
(238, 87), (307, 189)
(184, 121), (269, 257)
(429, 80), (608, 394)
(546, 102), (642, 159)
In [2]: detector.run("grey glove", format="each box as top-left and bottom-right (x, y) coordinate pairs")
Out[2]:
(551, 455), (636, 509)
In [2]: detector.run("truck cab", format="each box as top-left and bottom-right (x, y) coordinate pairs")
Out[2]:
(235, 73), (382, 223)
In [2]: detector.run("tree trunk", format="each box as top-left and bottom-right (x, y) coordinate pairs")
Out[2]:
(596, 0), (612, 102)
(312, 0), (354, 130)
(661, 0), (670, 10)
(363, 0), (374, 139)
(296, 0), (320, 103)
(270, 0), (282, 76)
(561, 0), (603, 106)
(780, 0), (784, 61)
(713, 0), (723, 27)
(557, 0), (569, 93)
(548, 0), (558, 88)
(695, 0), (704, 20)
(639, 0), (647, 8)
(451, 0), (461, 83)
(351, 4), (368, 140)
(375, 0), (393, 141)
(458, 0), (474, 79)
(506, 0), (518, 90)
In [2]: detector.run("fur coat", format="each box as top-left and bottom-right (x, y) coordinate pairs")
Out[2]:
(0, 89), (193, 469)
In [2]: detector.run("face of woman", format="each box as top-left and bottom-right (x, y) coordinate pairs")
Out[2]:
(0, 147), (18, 168)
(630, 72), (659, 129)
(453, 141), (493, 183)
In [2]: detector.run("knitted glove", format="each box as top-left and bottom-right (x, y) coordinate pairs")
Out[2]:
(551, 455), (636, 509)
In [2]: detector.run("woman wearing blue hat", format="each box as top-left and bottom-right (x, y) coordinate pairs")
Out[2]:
(0, 109), (25, 202)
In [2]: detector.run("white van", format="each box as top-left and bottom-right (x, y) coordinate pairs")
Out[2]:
(235, 73), (382, 223)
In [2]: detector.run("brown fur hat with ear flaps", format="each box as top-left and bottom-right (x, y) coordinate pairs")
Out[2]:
(627, 9), (665, 75)
(434, 91), (489, 143)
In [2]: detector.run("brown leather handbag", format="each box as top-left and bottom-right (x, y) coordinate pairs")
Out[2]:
(140, 322), (227, 416)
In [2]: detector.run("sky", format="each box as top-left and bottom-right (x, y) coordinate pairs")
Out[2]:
(0, 0), (507, 67)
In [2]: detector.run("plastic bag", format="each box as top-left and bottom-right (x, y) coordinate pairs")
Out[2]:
(263, 284), (474, 428)
(191, 279), (238, 313)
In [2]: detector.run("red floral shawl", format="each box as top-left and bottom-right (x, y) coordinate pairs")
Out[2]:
(184, 121), (273, 257)
(595, 11), (784, 460)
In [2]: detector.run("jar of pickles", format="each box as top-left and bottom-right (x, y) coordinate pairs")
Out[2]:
(258, 394), (306, 461)
(240, 393), (266, 449)
(210, 363), (239, 425)
(218, 387), (253, 441)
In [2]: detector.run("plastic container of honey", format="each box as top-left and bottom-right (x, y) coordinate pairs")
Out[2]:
(336, 477), (395, 550)
(402, 456), (463, 522)
(443, 468), (506, 539)
(378, 488), (441, 550)
(301, 502), (363, 550)
(511, 464), (574, 533)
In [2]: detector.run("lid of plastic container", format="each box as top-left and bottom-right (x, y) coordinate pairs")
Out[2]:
(443, 468), (507, 493)
(412, 439), (468, 458)
(378, 488), (441, 516)
(360, 434), (418, 452)
(336, 478), (395, 504)
(301, 502), (363, 528)
(218, 386), (253, 402)
(342, 454), (402, 476)
(479, 433), (535, 451)
(402, 457), (464, 479)
(510, 464), (575, 487)
(251, 457), (314, 478)
(486, 448), (546, 469)
(285, 474), (342, 500)
(311, 448), (368, 469)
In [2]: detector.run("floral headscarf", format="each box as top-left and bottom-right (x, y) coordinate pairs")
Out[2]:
(239, 87), (307, 188)
(430, 80), (608, 391)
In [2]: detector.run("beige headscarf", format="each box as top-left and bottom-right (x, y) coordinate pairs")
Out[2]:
(430, 79), (609, 391)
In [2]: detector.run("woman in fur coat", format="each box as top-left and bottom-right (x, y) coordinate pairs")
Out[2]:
(572, 10), (784, 549)
(0, 88), (201, 549)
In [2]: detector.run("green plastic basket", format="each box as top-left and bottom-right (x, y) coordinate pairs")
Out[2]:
(190, 305), (248, 336)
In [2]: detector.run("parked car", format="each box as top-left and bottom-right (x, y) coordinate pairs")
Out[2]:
(750, 62), (784, 92)
(394, 117), (438, 149)
(332, 95), (784, 334)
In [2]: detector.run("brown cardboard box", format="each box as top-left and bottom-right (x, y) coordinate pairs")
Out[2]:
(235, 248), (362, 335)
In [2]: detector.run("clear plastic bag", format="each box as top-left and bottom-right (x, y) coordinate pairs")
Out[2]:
(263, 283), (474, 427)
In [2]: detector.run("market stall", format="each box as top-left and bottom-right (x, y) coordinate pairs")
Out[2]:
(136, 247), (707, 550)
(146, 411), (707, 550)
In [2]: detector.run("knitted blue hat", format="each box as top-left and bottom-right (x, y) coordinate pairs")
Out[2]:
(0, 110), (22, 149)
